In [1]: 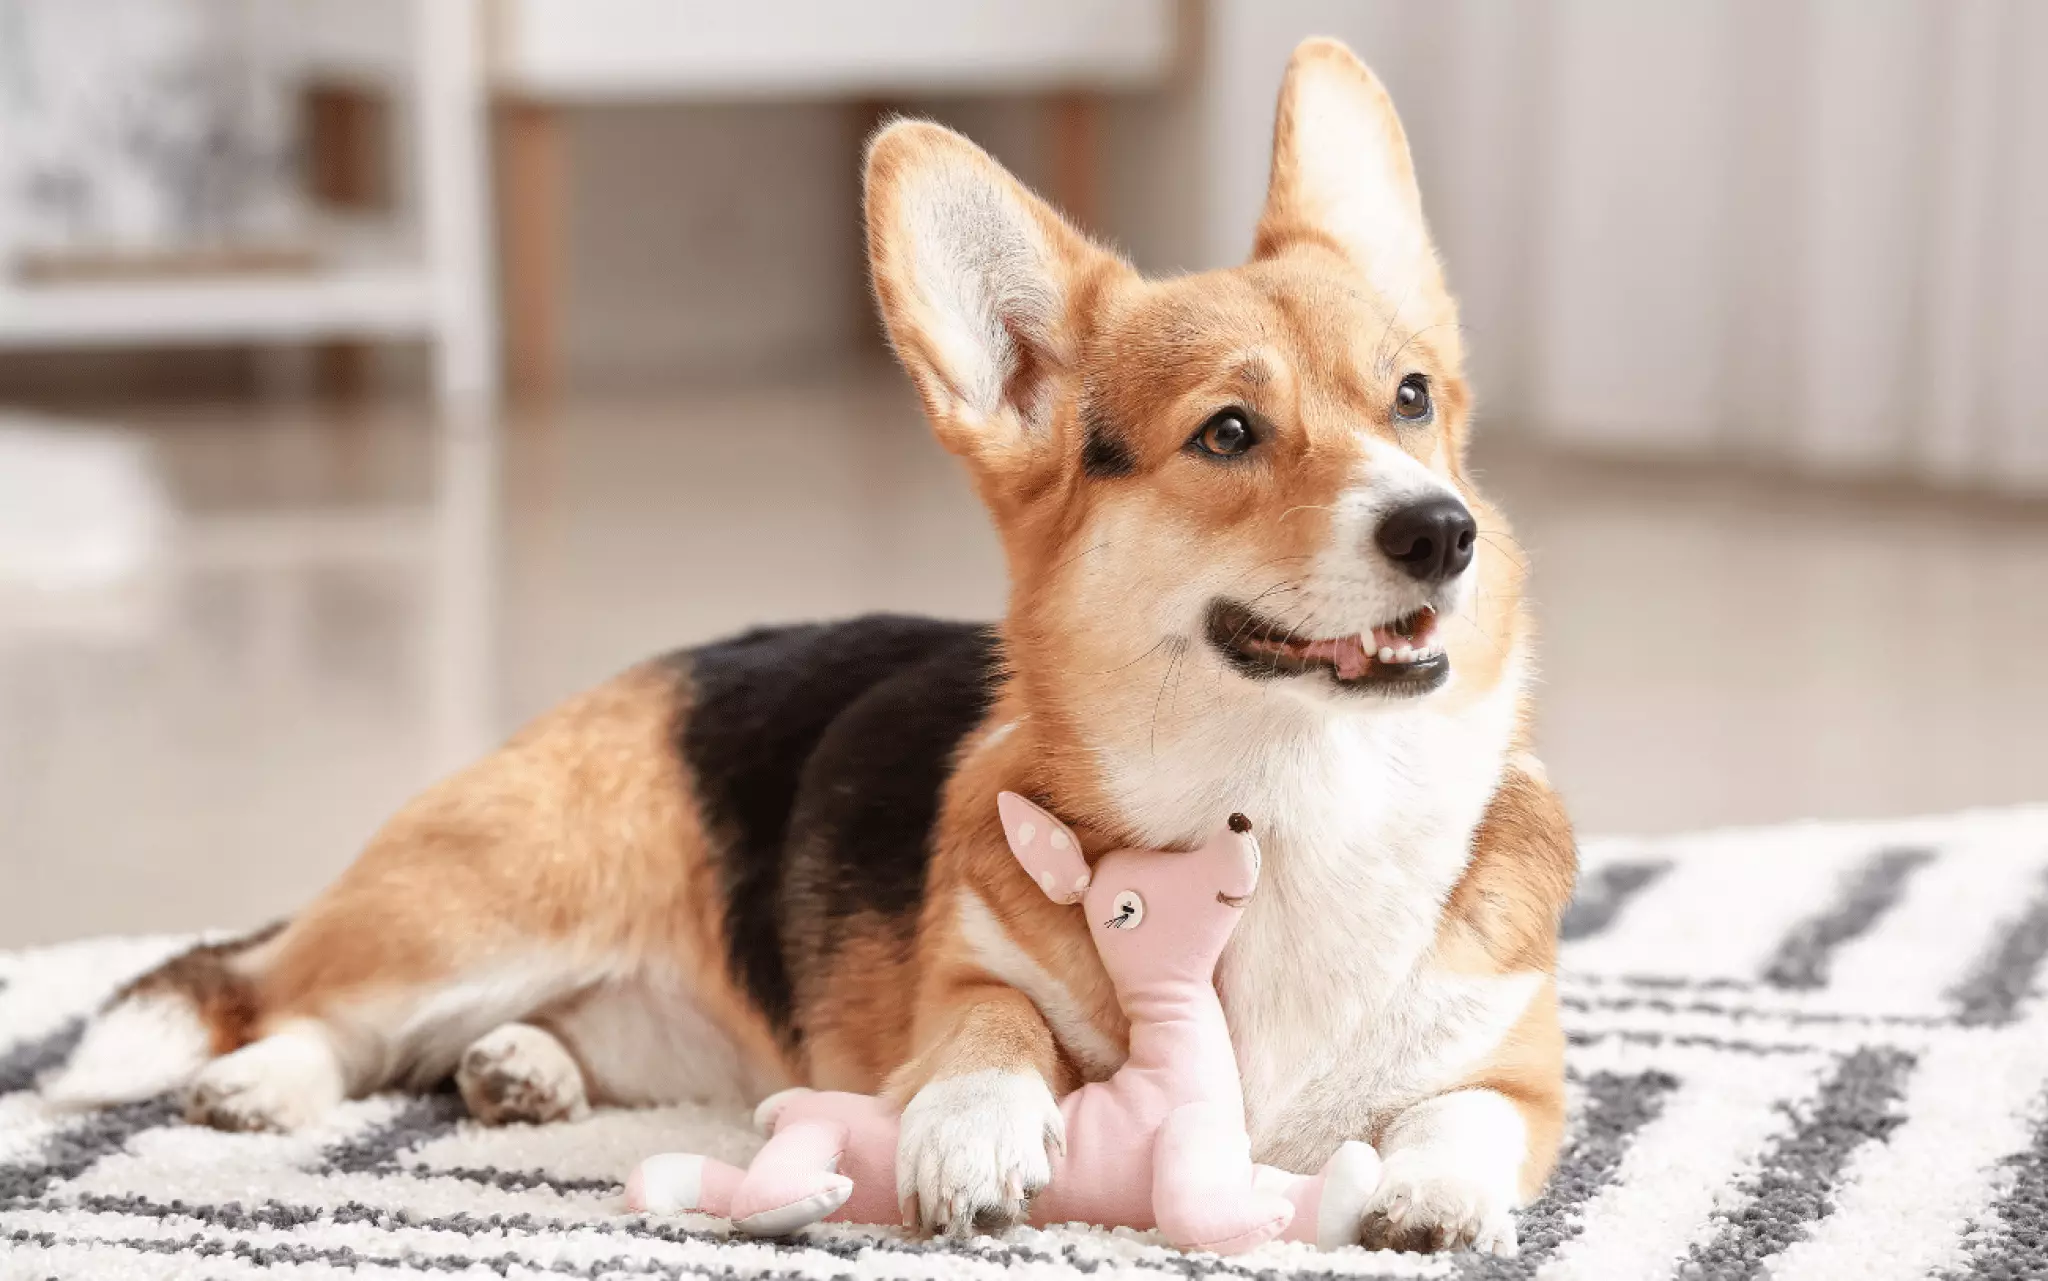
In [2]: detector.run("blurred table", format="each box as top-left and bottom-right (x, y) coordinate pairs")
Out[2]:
(484, 0), (1180, 399)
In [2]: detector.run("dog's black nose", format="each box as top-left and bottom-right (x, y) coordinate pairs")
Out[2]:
(1375, 497), (1477, 583)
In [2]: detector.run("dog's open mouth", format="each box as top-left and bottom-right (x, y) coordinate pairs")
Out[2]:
(1205, 599), (1450, 694)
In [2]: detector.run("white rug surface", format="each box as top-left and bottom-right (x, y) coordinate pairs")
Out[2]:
(5, 807), (2048, 1280)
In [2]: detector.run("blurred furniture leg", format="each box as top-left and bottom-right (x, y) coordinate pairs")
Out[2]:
(478, 0), (1176, 396)
(304, 82), (393, 402)
(415, 0), (500, 411)
(493, 100), (566, 403)
(416, 0), (502, 764)
(1049, 90), (1100, 233)
(429, 393), (502, 771)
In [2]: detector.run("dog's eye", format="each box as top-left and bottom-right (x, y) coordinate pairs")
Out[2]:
(1394, 375), (1432, 422)
(1189, 410), (1253, 458)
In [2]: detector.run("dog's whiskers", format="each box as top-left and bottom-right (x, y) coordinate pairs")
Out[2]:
(1149, 636), (1191, 756)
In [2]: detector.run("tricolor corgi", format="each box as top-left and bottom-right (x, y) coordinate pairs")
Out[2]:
(49, 38), (1573, 1256)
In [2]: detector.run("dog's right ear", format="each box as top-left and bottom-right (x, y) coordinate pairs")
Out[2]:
(996, 792), (1091, 905)
(865, 121), (1121, 475)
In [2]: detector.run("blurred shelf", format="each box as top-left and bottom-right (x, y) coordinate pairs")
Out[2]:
(490, 0), (1178, 99)
(0, 268), (438, 349)
(0, 1), (493, 403)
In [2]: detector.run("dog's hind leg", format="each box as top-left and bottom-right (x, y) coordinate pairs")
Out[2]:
(456, 1023), (591, 1125)
(42, 922), (286, 1110)
(50, 663), (771, 1132)
(179, 905), (605, 1132)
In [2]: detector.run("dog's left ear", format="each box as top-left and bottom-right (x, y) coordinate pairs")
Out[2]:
(996, 792), (1091, 905)
(1255, 38), (1451, 325)
(865, 120), (1125, 477)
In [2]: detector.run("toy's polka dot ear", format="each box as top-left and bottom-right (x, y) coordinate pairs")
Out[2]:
(997, 791), (1091, 905)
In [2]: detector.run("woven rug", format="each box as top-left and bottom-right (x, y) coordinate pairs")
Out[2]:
(5, 807), (2048, 1280)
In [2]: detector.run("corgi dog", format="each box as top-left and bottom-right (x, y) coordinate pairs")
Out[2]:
(47, 38), (1573, 1257)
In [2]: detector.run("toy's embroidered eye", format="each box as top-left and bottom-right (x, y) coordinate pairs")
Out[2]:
(1105, 890), (1145, 930)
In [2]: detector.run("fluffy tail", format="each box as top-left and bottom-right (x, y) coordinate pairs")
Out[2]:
(41, 922), (282, 1108)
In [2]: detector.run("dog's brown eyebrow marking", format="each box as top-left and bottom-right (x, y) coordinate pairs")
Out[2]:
(1219, 350), (1285, 401)
(1080, 405), (1137, 479)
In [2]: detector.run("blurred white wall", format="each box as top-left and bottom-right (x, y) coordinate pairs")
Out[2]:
(7, 1), (2041, 491)
(547, 1), (2047, 490)
(564, 103), (867, 383)
(1145, 0), (2048, 491)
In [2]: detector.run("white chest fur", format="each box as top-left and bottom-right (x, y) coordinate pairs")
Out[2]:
(1097, 662), (1534, 1169)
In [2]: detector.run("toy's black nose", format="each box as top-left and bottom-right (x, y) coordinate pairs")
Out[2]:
(1374, 497), (1477, 583)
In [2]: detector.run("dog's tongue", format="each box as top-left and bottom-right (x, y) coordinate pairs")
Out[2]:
(1299, 635), (1373, 680)
(1294, 611), (1441, 679)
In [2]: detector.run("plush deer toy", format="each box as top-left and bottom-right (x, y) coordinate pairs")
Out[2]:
(626, 795), (1382, 1254)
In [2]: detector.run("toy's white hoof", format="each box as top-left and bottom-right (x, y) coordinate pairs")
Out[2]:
(1317, 1140), (1384, 1250)
(734, 1175), (853, 1236)
(629, 1153), (708, 1213)
(752, 1086), (815, 1133)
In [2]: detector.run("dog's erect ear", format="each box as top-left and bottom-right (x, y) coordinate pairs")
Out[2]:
(865, 121), (1119, 473)
(996, 792), (1091, 905)
(1255, 38), (1450, 320)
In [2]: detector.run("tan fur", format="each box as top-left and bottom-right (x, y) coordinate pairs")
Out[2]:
(115, 922), (285, 1054)
(1438, 760), (1579, 978)
(1437, 763), (1578, 1196)
(797, 922), (917, 1091)
(249, 663), (791, 1091)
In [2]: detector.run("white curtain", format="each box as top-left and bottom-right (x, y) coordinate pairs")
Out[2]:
(1177, 1), (2048, 492)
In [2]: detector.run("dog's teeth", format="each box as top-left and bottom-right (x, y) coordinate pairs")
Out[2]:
(1394, 645), (1415, 663)
(1378, 646), (1396, 663)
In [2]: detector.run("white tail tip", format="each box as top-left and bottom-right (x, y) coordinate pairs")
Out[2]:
(40, 992), (213, 1109)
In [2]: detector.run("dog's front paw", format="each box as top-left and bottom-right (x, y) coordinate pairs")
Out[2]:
(1356, 1150), (1517, 1257)
(896, 1068), (1063, 1236)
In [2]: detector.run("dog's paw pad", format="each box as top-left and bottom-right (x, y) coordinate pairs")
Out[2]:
(457, 1024), (589, 1125)
(896, 1069), (1062, 1236)
(185, 1027), (343, 1133)
(1356, 1153), (1517, 1256)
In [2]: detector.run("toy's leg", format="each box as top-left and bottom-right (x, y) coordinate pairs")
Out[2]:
(753, 1086), (815, 1132)
(627, 1154), (745, 1216)
(1266, 1140), (1383, 1250)
(729, 1118), (856, 1235)
(1152, 1102), (1295, 1254)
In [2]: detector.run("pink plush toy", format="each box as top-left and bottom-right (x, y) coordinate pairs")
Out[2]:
(625, 795), (1381, 1254)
